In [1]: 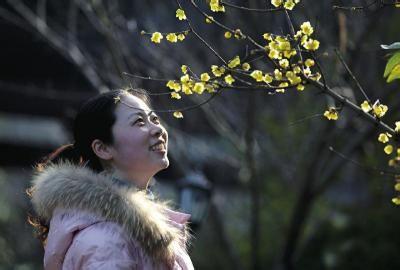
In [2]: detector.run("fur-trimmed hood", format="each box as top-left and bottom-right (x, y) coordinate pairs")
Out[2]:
(30, 162), (190, 263)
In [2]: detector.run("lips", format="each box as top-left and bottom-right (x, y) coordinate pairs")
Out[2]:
(149, 141), (166, 152)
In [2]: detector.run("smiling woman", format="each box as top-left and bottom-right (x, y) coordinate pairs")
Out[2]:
(27, 88), (194, 270)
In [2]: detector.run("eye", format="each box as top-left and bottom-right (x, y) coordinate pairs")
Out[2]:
(133, 118), (145, 126)
(151, 115), (160, 124)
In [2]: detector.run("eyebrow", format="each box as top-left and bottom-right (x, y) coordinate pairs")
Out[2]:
(127, 111), (157, 120)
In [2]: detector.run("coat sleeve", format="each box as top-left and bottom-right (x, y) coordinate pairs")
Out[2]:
(62, 222), (139, 270)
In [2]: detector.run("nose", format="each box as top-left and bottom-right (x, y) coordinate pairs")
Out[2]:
(150, 122), (167, 138)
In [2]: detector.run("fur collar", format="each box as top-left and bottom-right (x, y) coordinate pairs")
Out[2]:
(30, 162), (188, 263)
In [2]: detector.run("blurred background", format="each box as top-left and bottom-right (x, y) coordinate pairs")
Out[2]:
(0, 0), (400, 269)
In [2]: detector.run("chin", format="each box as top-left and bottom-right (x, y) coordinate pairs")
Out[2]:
(161, 158), (170, 169)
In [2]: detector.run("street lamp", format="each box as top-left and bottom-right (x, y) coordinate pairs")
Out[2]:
(178, 170), (212, 230)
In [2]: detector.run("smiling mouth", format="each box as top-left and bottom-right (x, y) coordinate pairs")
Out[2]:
(150, 142), (166, 152)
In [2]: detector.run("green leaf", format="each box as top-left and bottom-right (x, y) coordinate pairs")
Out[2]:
(381, 42), (400, 50)
(387, 65), (400, 83)
(384, 52), (400, 78)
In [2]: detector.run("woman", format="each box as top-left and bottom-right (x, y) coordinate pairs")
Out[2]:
(28, 88), (194, 269)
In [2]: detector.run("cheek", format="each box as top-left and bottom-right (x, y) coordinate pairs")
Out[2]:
(113, 130), (148, 158)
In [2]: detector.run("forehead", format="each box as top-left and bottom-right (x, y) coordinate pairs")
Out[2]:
(114, 94), (151, 119)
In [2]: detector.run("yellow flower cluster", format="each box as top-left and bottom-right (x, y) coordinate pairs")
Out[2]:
(360, 100), (388, 118)
(388, 159), (400, 205)
(166, 65), (219, 100)
(209, 0), (225, 12)
(271, 0), (301, 10)
(323, 107), (339, 120)
(265, 35), (296, 60)
(151, 32), (186, 43)
(293, 21), (320, 51)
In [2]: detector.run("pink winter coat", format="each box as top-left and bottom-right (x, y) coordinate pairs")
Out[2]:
(30, 163), (194, 270)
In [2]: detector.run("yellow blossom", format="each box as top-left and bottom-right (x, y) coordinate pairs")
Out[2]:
(210, 0), (225, 12)
(166, 33), (178, 43)
(173, 111), (183, 118)
(263, 33), (272, 40)
(250, 70), (264, 82)
(177, 34), (185, 41)
(193, 82), (205, 94)
(372, 101), (388, 118)
(297, 84), (305, 91)
(114, 96), (121, 104)
(303, 39), (320, 51)
(271, 0), (283, 8)
(293, 66), (301, 74)
(299, 33), (308, 43)
(395, 121), (400, 133)
(242, 63), (251, 71)
(276, 36), (291, 51)
(309, 72), (322, 81)
(151, 32), (163, 43)
(378, 133), (390, 143)
(166, 80), (181, 92)
(205, 84), (216, 93)
(224, 31), (232, 39)
(201, 73), (211, 82)
(360, 101), (372, 113)
(269, 49), (281, 60)
(205, 16), (213, 23)
(300, 21), (314, 36)
(182, 83), (193, 95)
(274, 69), (283, 80)
(228, 56), (241, 68)
(305, 59), (315, 67)
(176, 9), (187, 20)
(283, 49), (297, 59)
(279, 59), (289, 68)
(211, 65), (225, 77)
(180, 74), (190, 83)
(171, 92), (181, 99)
(263, 74), (273, 83)
(288, 75), (301, 85)
(395, 183), (400, 191)
(181, 65), (188, 74)
(384, 145), (393, 155)
(276, 88), (285, 93)
(224, 74), (235, 85)
(279, 82), (289, 88)
(294, 30), (302, 40)
(303, 67), (312, 76)
(392, 197), (400, 205)
(234, 29), (243, 39)
(284, 0), (295, 10)
(324, 107), (339, 120)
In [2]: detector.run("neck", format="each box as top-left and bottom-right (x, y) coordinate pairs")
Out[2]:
(109, 168), (151, 190)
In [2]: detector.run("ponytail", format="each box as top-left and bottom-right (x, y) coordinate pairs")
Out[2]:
(36, 144), (84, 172)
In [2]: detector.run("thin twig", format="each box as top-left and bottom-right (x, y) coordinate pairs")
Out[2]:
(120, 90), (221, 113)
(220, 0), (281, 12)
(329, 146), (398, 176)
(334, 48), (371, 103)
(176, 0), (228, 65)
(284, 9), (304, 63)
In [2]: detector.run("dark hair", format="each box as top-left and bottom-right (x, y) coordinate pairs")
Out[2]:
(38, 87), (150, 172)
(28, 87), (150, 245)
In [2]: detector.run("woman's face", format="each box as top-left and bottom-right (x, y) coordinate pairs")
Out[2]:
(107, 94), (169, 185)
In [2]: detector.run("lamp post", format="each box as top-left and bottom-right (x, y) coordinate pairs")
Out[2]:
(178, 170), (212, 231)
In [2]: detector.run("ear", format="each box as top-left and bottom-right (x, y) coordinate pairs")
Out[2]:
(91, 139), (113, 161)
